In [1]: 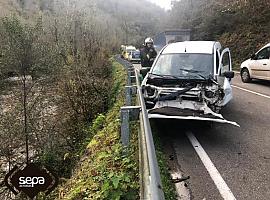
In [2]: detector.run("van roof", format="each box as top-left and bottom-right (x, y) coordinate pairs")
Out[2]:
(162, 41), (221, 54)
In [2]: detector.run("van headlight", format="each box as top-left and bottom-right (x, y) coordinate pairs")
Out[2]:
(142, 85), (157, 99)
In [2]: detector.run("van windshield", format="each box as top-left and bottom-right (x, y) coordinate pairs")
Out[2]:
(152, 53), (213, 79)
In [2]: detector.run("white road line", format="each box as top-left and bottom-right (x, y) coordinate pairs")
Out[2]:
(232, 85), (270, 99)
(186, 131), (236, 200)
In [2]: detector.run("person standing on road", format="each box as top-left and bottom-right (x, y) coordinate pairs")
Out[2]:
(140, 37), (157, 68)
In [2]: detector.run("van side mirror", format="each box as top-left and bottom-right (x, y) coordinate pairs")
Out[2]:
(222, 71), (234, 79)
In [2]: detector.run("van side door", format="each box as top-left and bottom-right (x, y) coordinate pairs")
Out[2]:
(218, 48), (233, 106)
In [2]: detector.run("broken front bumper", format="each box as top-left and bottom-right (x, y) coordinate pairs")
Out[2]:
(147, 101), (239, 127)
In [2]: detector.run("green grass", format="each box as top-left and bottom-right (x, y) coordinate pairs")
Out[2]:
(56, 59), (139, 200)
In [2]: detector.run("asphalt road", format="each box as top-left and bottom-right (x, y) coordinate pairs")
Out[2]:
(149, 73), (270, 200)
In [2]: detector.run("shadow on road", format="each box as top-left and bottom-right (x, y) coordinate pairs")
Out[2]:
(245, 79), (270, 86)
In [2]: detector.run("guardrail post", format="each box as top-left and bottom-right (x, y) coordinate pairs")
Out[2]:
(120, 109), (130, 147)
(125, 85), (137, 106)
(127, 71), (131, 86)
(120, 106), (141, 147)
(125, 86), (131, 106)
(120, 64), (139, 147)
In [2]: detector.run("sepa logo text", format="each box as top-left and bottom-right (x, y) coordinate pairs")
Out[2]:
(19, 177), (45, 188)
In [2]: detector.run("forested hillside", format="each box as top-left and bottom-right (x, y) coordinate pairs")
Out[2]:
(168, 0), (270, 68)
(0, 0), (165, 46)
(96, 0), (166, 45)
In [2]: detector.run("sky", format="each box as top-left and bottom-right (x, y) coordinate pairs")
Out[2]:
(147, 0), (173, 10)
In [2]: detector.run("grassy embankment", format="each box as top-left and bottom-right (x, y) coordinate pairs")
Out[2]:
(45, 58), (176, 200)
(57, 59), (139, 200)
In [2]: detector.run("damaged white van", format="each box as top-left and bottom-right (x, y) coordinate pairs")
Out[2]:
(141, 41), (239, 126)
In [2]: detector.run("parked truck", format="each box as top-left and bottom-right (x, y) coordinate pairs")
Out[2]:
(153, 29), (191, 53)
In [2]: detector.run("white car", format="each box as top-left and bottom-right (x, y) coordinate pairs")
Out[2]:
(142, 41), (238, 126)
(240, 43), (270, 82)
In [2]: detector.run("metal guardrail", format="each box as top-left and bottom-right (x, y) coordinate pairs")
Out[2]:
(118, 56), (165, 200)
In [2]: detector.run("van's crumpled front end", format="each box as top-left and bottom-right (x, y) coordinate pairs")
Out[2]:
(141, 41), (239, 126)
(142, 75), (239, 126)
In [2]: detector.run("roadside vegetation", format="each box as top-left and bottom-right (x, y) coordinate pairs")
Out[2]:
(0, 12), (114, 199)
(168, 0), (270, 69)
(56, 61), (139, 200)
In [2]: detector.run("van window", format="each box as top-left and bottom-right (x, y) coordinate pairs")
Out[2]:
(220, 52), (230, 74)
(152, 53), (213, 79)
